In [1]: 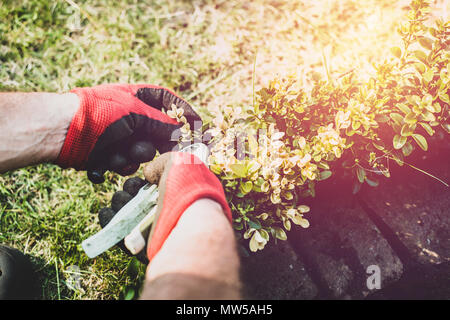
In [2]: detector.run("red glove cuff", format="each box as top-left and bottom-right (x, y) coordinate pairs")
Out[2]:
(57, 88), (110, 169)
(147, 153), (232, 261)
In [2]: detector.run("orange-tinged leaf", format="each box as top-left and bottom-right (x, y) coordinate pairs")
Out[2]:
(402, 142), (414, 157)
(391, 46), (401, 58)
(412, 134), (428, 151)
(419, 122), (434, 136)
(414, 50), (428, 64)
(418, 37), (433, 50)
(393, 134), (407, 149)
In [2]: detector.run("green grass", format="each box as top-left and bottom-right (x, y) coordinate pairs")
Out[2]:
(0, 0), (448, 299)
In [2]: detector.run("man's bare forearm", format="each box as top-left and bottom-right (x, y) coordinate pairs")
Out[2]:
(0, 92), (79, 173)
(142, 199), (241, 299)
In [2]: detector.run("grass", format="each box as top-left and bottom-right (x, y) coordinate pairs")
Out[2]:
(0, 0), (448, 299)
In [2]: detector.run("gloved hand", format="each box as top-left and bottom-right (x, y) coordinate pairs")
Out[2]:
(143, 152), (232, 262)
(56, 84), (201, 183)
(97, 152), (231, 264)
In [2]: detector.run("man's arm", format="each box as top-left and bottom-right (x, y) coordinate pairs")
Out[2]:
(0, 85), (201, 182)
(141, 199), (241, 299)
(139, 152), (241, 299)
(0, 92), (79, 173)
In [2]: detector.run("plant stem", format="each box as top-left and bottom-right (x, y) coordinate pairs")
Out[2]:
(385, 155), (449, 187)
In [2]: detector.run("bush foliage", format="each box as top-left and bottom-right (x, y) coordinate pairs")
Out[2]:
(197, 0), (449, 252)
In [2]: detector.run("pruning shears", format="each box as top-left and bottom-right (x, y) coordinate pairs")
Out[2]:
(81, 143), (210, 259)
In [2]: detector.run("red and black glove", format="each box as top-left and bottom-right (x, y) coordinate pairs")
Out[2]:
(56, 84), (201, 183)
(143, 152), (232, 262)
(96, 153), (232, 264)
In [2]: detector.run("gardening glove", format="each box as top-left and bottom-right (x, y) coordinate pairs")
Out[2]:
(143, 152), (232, 262)
(96, 153), (232, 264)
(56, 84), (201, 183)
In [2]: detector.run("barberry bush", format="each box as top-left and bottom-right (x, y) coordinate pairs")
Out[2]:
(199, 0), (449, 252)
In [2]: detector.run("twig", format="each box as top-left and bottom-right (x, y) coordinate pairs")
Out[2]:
(356, 150), (448, 187)
(185, 69), (239, 101)
(64, 0), (108, 36)
(322, 48), (332, 84)
(385, 155), (449, 187)
(252, 51), (258, 113)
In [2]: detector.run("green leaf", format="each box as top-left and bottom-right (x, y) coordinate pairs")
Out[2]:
(424, 103), (436, 113)
(391, 151), (404, 166)
(283, 219), (291, 231)
(380, 168), (391, 178)
(126, 258), (141, 278)
(298, 205), (310, 213)
(429, 27), (439, 37)
(441, 123), (450, 134)
(420, 110), (435, 122)
(352, 121), (361, 130)
(248, 219), (261, 230)
(345, 127), (356, 136)
(402, 142), (414, 157)
(391, 46), (402, 58)
(356, 167), (366, 183)
(389, 113), (404, 126)
(273, 227), (287, 241)
(414, 62), (426, 74)
(238, 245), (250, 258)
(365, 178), (379, 187)
(318, 170), (332, 181)
(233, 221), (244, 231)
(429, 121), (439, 127)
(393, 134), (407, 149)
(406, 95), (421, 106)
(229, 163), (247, 178)
(423, 68), (434, 83)
(352, 182), (362, 195)
(210, 164), (222, 175)
(404, 112), (417, 124)
(396, 103), (411, 115)
(418, 37), (433, 50)
(123, 287), (135, 300)
(412, 134), (428, 151)
(419, 122), (434, 136)
(414, 50), (428, 64)
(375, 114), (390, 123)
(372, 142), (385, 151)
(249, 234), (259, 252)
(432, 102), (441, 113)
(400, 124), (415, 137)
(246, 160), (261, 173)
(240, 181), (253, 194)
(259, 228), (270, 241)
(292, 216), (310, 228)
(317, 162), (330, 170)
(438, 92), (450, 104)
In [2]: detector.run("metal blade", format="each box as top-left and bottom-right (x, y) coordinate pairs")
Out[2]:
(81, 184), (158, 258)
